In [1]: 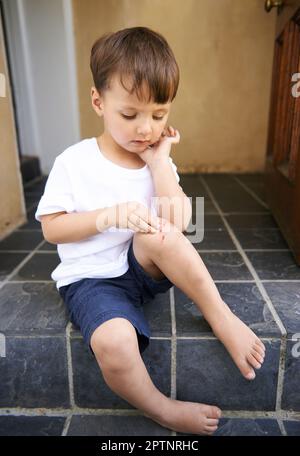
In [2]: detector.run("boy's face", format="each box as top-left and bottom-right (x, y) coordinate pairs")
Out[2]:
(91, 74), (172, 155)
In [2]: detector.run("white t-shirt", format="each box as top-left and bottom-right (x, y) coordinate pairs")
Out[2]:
(35, 137), (180, 289)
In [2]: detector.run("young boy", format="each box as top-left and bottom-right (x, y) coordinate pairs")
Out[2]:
(35, 26), (265, 435)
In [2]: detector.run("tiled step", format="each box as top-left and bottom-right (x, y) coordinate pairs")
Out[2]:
(0, 173), (299, 436)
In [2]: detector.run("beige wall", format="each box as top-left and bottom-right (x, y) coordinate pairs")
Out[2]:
(0, 20), (25, 239)
(72, 0), (276, 173)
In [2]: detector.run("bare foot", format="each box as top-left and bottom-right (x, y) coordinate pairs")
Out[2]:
(145, 398), (221, 435)
(211, 303), (266, 380)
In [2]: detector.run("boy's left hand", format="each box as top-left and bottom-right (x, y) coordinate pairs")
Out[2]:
(139, 125), (180, 168)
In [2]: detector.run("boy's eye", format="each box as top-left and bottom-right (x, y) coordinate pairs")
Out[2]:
(121, 114), (164, 121)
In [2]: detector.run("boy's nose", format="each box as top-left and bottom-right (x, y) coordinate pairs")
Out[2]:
(137, 122), (152, 136)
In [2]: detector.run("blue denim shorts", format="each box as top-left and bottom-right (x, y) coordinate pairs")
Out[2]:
(59, 238), (174, 355)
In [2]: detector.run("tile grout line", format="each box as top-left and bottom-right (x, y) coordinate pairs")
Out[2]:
(61, 415), (72, 437)
(0, 406), (299, 420)
(61, 321), (76, 436)
(0, 239), (46, 291)
(199, 176), (287, 337)
(277, 417), (288, 436)
(275, 338), (288, 413)
(66, 321), (75, 407)
(232, 176), (269, 210)
(169, 286), (177, 436)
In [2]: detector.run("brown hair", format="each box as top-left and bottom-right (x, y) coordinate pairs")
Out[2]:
(90, 26), (179, 104)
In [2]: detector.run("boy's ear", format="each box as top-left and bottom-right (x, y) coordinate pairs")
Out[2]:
(91, 86), (103, 117)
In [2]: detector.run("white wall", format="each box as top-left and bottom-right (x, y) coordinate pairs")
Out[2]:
(3, 0), (80, 174)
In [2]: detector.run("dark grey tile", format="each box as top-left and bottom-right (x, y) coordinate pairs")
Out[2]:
(187, 210), (225, 231)
(0, 282), (68, 335)
(202, 174), (237, 189)
(226, 214), (278, 229)
(0, 336), (69, 408)
(176, 339), (280, 410)
(282, 340), (300, 411)
(24, 176), (47, 194)
(181, 176), (208, 198)
(264, 282), (300, 337)
(143, 292), (172, 337)
(284, 420), (300, 436)
(203, 176), (267, 212)
(10, 252), (60, 281)
(0, 252), (29, 280)
(202, 215), (226, 230)
(67, 414), (171, 436)
(213, 418), (282, 436)
(249, 185), (267, 204)
(71, 338), (171, 409)
(0, 231), (44, 251)
(0, 416), (65, 436)
(174, 286), (211, 334)
(247, 251), (300, 280)
(216, 195), (268, 213)
(234, 229), (289, 250)
(25, 194), (40, 211)
(233, 174), (265, 185)
(174, 283), (281, 337)
(199, 252), (252, 280)
(19, 208), (41, 230)
(233, 174), (267, 201)
(203, 199), (218, 214)
(194, 229), (236, 250)
(38, 241), (57, 251)
(216, 283), (281, 336)
(235, 179), (268, 205)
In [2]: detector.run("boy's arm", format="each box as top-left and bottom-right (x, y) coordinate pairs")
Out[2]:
(40, 207), (114, 244)
(149, 159), (192, 232)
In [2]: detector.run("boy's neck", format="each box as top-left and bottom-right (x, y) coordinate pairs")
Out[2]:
(97, 134), (146, 169)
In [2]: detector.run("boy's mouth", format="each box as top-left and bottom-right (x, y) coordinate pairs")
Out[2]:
(132, 140), (150, 145)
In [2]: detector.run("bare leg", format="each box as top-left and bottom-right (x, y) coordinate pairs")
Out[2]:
(133, 220), (266, 380)
(91, 318), (221, 435)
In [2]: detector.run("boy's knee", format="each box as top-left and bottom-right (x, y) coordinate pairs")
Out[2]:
(90, 317), (140, 370)
(133, 218), (184, 254)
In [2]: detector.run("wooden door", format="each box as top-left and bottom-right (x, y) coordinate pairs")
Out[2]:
(265, 0), (300, 264)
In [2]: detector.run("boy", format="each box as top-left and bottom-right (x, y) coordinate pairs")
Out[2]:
(35, 26), (265, 435)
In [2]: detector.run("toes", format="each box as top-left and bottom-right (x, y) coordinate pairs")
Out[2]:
(205, 425), (218, 434)
(209, 406), (222, 419)
(239, 359), (256, 380)
(247, 353), (262, 370)
(253, 342), (265, 358)
(255, 339), (266, 353)
(251, 348), (265, 364)
(207, 418), (219, 426)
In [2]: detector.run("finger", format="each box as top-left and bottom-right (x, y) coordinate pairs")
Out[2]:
(127, 219), (140, 232)
(127, 219), (153, 233)
(169, 125), (176, 136)
(134, 206), (161, 231)
(129, 213), (158, 233)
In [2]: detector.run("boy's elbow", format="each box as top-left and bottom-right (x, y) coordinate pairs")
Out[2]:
(42, 227), (57, 245)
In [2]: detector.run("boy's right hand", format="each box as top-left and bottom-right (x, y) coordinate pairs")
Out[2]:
(113, 201), (161, 233)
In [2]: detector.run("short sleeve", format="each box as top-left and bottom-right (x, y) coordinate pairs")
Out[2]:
(35, 156), (75, 222)
(169, 156), (180, 184)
